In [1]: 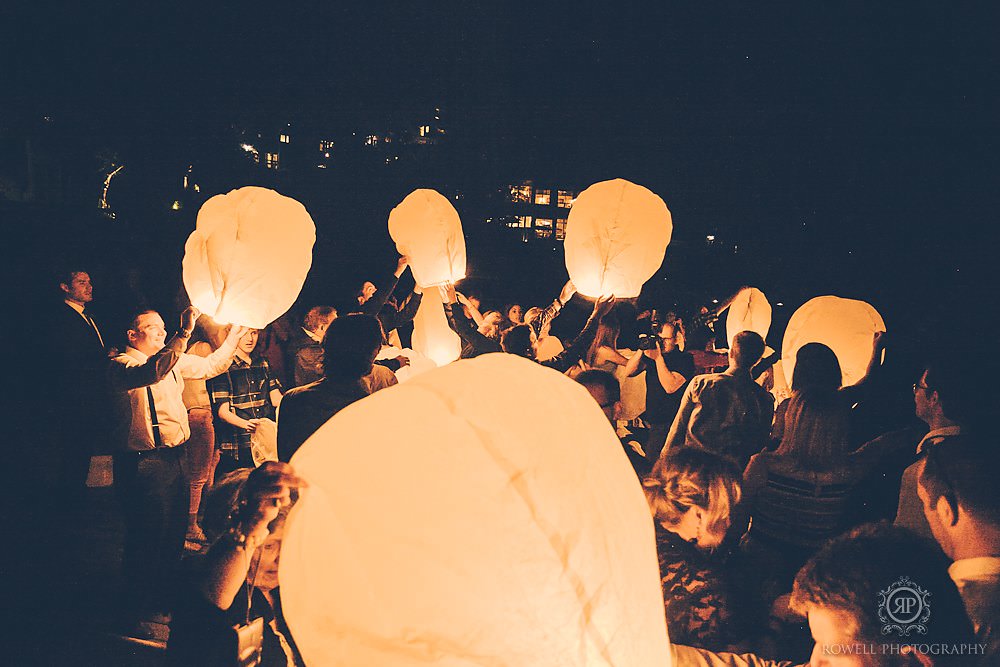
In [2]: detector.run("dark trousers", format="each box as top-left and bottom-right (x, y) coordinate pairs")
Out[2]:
(113, 444), (189, 618)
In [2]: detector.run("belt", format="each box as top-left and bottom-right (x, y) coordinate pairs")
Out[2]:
(134, 444), (184, 458)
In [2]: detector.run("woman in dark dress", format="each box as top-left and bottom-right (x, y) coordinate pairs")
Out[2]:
(643, 448), (748, 652)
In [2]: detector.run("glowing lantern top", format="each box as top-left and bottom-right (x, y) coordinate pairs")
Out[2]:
(564, 178), (672, 298)
(387, 189), (467, 288)
(782, 296), (886, 388)
(726, 287), (772, 347)
(182, 186), (315, 329)
(282, 354), (672, 667)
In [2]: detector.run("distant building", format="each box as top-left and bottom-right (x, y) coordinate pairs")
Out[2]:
(491, 180), (577, 242)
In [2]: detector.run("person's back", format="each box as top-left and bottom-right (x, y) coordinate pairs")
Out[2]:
(663, 331), (772, 467)
(748, 452), (865, 550)
(671, 371), (773, 465)
(276, 314), (382, 462)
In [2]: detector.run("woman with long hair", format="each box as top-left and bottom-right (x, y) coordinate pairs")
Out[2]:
(740, 335), (887, 606)
(643, 448), (748, 651)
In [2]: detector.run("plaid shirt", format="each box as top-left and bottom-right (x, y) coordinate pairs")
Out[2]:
(208, 356), (282, 448)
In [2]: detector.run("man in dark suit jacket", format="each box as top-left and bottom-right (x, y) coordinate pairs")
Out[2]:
(53, 269), (110, 501)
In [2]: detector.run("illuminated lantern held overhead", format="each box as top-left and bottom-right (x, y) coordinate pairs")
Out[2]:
(564, 178), (672, 298)
(782, 295), (886, 388)
(387, 189), (467, 288)
(182, 186), (315, 328)
(725, 287), (772, 347)
(282, 354), (672, 666)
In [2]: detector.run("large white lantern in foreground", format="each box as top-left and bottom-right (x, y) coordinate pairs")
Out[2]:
(182, 186), (315, 328)
(387, 189), (467, 287)
(564, 178), (672, 298)
(282, 354), (672, 667)
(725, 287), (772, 347)
(782, 296), (886, 388)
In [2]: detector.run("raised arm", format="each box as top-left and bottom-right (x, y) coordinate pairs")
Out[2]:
(455, 291), (485, 327)
(199, 462), (305, 609)
(176, 325), (247, 380)
(541, 295), (615, 373)
(107, 306), (202, 390)
(441, 283), (498, 353)
(362, 256), (408, 316)
(844, 331), (887, 400)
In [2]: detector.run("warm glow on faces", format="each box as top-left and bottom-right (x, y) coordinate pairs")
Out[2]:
(256, 529), (283, 593)
(916, 461), (954, 560)
(913, 370), (933, 423)
(806, 608), (874, 667)
(508, 305), (523, 323)
(362, 282), (377, 301)
(130, 313), (167, 356)
(658, 323), (679, 353)
(62, 272), (93, 305)
(238, 329), (260, 355)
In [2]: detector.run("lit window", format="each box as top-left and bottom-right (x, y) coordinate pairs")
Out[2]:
(279, 134), (290, 144)
(265, 152), (280, 169)
(519, 215), (531, 228)
(509, 184), (532, 203)
(534, 189), (552, 206)
(419, 125), (430, 137)
(171, 200), (182, 210)
(555, 218), (567, 240)
(557, 190), (575, 208)
(365, 135), (378, 146)
(319, 140), (335, 151)
(193, 184), (200, 192)
(183, 175), (189, 189)
(535, 228), (553, 239)
(535, 218), (553, 228)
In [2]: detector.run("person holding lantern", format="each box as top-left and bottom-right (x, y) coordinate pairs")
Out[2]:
(108, 306), (248, 636)
(357, 255), (422, 347)
(209, 328), (284, 475)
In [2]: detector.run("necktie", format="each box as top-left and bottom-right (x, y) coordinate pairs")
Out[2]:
(84, 312), (105, 348)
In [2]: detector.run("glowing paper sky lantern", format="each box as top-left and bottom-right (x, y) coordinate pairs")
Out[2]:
(375, 346), (438, 382)
(782, 296), (886, 388)
(182, 186), (315, 328)
(725, 287), (772, 347)
(387, 189), (467, 287)
(410, 294), (462, 367)
(282, 354), (672, 667)
(387, 189), (467, 366)
(564, 178), (672, 298)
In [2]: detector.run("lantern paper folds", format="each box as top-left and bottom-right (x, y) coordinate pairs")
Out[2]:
(782, 296), (886, 388)
(387, 189), (467, 288)
(282, 354), (672, 667)
(182, 187), (315, 328)
(564, 179), (672, 298)
(410, 294), (462, 367)
(726, 287), (772, 347)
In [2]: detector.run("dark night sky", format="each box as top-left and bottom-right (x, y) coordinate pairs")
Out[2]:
(3, 1), (998, 344)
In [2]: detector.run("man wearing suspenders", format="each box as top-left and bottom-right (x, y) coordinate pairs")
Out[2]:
(108, 306), (246, 635)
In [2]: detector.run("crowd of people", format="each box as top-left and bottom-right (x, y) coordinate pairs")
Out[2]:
(46, 256), (998, 667)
